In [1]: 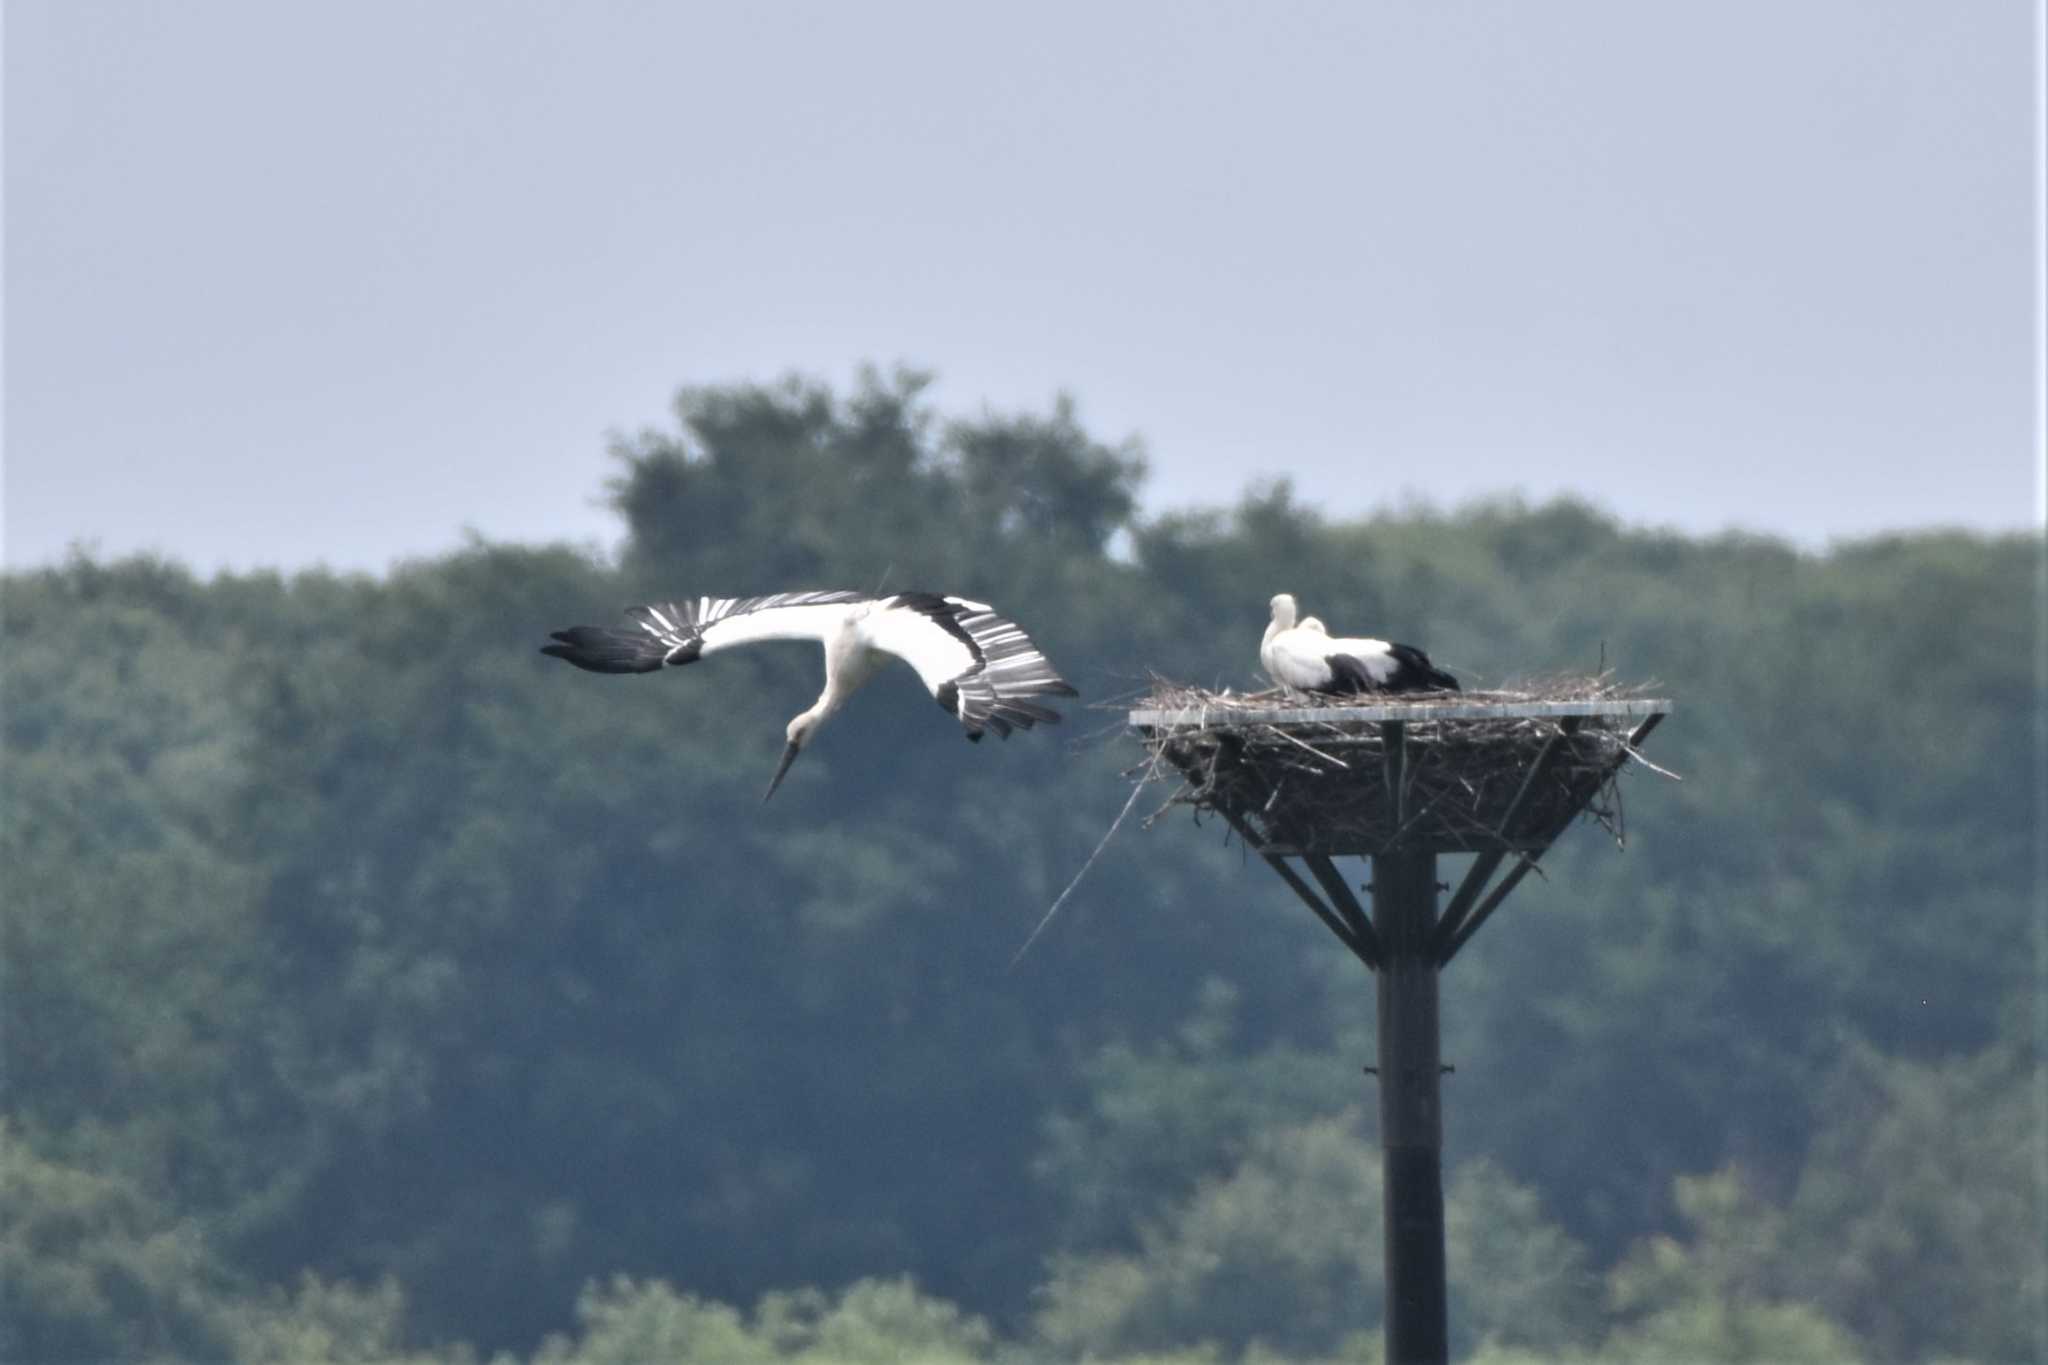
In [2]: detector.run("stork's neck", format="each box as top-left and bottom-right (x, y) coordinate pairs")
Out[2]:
(807, 632), (884, 733)
(1264, 602), (1298, 645)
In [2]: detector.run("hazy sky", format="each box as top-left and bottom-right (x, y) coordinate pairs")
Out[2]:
(6, 1), (2041, 575)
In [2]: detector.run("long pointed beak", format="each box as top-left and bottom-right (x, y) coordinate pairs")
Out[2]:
(763, 741), (802, 803)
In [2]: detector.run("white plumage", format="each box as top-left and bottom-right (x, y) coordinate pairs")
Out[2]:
(543, 590), (1077, 799)
(1260, 592), (1460, 696)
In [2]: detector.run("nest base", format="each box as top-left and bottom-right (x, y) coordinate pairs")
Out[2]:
(1129, 680), (1668, 859)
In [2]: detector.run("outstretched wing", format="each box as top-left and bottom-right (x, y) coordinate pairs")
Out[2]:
(628, 591), (871, 661)
(862, 591), (1079, 739)
(542, 590), (870, 673)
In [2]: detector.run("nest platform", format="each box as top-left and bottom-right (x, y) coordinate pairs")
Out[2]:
(1128, 679), (1672, 969)
(1129, 680), (1669, 859)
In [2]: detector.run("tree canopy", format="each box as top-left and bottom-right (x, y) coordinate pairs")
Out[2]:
(3, 369), (2039, 1363)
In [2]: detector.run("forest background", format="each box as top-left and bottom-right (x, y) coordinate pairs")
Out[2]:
(4, 371), (2042, 1363)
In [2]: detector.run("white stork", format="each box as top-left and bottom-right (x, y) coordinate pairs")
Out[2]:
(542, 590), (1078, 799)
(1260, 592), (1460, 695)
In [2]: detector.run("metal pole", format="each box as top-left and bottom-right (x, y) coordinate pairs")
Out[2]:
(1373, 846), (1447, 1365)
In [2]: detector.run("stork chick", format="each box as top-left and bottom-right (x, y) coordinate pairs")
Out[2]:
(1260, 592), (1459, 695)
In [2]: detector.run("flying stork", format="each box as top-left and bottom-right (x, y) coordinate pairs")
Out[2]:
(542, 590), (1078, 800)
(1260, 592), (1460, 695)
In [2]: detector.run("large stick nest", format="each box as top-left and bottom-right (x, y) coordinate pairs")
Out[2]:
(1127, 676), (1670, 857)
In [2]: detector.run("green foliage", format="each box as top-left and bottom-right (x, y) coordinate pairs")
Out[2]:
(220, 1274), (459, 1365)
(1032, 979), (1341, 1248)
(610, 367), (1145, 600)
(1782, 1031), (2046, 1364)
(0, 1125), (438, 1364)
(1599, 1170), (1863, 1363)
(1036, 1114), (1387, 1359)
(1037, 1114), (1593, 1361)
(0, 1123), (239, 1363)
(529, 1276), (990, 1365)
(3, 369), (2039, 1362)
(1445, 1160), (1598, 1357)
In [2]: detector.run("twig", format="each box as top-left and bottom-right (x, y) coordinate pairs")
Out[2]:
(1008, 767), (1152, 970)
(1621, 746), (1683, 782)
(1263, 726), (1351, 769)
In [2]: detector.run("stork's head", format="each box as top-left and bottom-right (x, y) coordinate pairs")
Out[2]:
(1268, 593), (1299, 629)
(763, 715), (816, 803)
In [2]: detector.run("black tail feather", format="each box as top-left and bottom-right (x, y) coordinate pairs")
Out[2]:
(1387, 642), (1459, 692)
(540, 626), (669, 675)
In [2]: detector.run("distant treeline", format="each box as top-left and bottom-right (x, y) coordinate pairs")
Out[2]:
(4, 369), (2039, 1363)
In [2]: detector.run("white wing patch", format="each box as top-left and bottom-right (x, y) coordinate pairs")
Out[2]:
(1321, 635), (1399, 685)
(627, 590), (870, 663)
(863, 592), (1077, 738)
